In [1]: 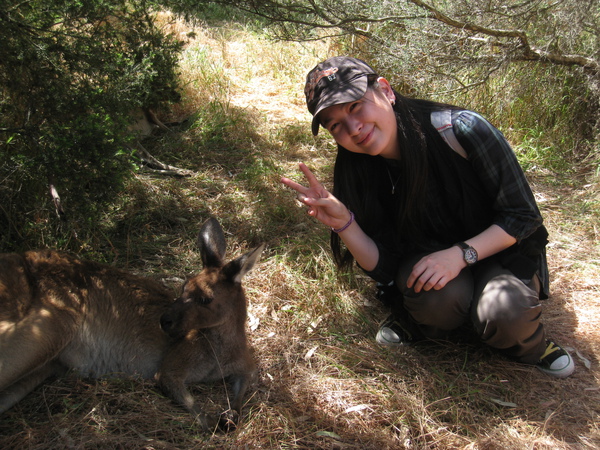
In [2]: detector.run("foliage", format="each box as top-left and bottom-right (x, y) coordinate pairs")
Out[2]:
(0, 0), (182, 250)
(210, 0), (599, 81)
(205, 0), (600, 163)
(448, 62), (596, 172)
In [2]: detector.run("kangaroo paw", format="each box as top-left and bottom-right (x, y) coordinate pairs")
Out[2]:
(217, 409), (239, 432)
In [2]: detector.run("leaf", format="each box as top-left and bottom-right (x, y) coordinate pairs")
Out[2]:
(344, 404), (370, 414)
(316, 430), (341, 440)
(490, 398), (517, 407)
(304, 345), (318, 360)
(566, 346), (592, 369)
(576, 350), (592, 370)
(248, 312), (260, 331)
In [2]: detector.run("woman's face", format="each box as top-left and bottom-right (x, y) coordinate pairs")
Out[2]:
(318, 78), (399, 159)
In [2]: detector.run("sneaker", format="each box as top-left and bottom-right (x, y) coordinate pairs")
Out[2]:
(536, 340), (575, 378)
(376, 313), (424, 346)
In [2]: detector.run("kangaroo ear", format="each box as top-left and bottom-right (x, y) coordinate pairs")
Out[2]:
(198, 218), (227, 268)
(223, 244), (265, 284)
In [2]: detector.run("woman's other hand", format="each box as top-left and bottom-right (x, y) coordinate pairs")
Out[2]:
(407, 246), (466, 293)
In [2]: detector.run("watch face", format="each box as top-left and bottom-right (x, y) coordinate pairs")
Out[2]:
(464, 248), (478, 265)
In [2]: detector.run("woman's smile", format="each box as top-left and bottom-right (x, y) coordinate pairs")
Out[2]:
(357, 126), (374, 146)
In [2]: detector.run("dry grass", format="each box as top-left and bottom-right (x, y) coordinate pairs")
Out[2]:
(1, 15), (599, 450)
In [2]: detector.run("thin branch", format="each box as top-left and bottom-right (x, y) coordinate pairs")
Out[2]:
(407, 0), (599, 73)
(236, 0), (599, 75)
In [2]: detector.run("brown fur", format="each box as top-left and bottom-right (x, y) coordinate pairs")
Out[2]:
(0, 218), (264, 431)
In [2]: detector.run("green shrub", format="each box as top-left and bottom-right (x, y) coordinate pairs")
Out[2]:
(0, 0), (183, 250)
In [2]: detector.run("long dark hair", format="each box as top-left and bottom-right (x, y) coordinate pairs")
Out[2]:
(330, 77), (458, 269)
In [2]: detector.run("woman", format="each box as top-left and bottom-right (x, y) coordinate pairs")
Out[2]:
(281, 56), (574, 378)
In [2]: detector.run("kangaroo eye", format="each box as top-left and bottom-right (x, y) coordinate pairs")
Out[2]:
(199, 296), (213, 305)
(182, 283), (213, 305)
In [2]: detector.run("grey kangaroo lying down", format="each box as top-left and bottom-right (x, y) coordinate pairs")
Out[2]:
(0, 218), (264, 431)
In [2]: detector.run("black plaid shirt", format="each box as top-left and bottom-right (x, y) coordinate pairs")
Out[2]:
(366, 110), (549, 295)
(452, 110), (542, 239)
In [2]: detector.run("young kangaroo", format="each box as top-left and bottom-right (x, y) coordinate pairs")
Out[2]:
(0, 217), (264, 431)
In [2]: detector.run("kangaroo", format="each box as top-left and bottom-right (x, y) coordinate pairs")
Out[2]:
(0, 218), (264, 431)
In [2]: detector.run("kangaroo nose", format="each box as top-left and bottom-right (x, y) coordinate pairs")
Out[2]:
(160, 312), (174, 332)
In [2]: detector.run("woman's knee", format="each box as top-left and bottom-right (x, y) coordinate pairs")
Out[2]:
(472, 273), (544, 358)
(474, 274), (541, 325)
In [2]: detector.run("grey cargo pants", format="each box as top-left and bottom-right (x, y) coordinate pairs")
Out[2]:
(396, 254), (546, 364)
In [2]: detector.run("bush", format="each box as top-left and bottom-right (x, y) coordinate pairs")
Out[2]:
(0, 0), (182, 250)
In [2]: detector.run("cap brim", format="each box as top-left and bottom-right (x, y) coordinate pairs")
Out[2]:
(312, 116), (321, 135)
(309, 74), (369, 136)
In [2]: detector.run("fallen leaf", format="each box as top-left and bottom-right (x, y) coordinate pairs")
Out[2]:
(304, 345), (318, 360)
(316, 430), (341, 440)
(490, 398), (517, 407)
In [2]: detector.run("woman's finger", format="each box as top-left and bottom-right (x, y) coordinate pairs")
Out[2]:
(407, 263), (425, 289)
(298, 163), (324, 189)
(411, 266), (435, 293)
(434, 276), (448, 290)
(281, 176), (309, 194)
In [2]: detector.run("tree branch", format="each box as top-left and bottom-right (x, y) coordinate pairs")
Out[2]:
(407, 0), (599, 74)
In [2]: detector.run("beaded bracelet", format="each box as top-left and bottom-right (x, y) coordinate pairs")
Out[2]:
(331, 211), (355, 233)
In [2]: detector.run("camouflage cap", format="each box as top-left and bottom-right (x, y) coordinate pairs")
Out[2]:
(304, 56), (377, 135)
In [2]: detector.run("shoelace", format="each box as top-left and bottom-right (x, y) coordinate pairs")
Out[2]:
(540, 342), (559, 360)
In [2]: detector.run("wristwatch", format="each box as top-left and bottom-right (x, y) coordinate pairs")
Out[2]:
(455, 242), (478, 266)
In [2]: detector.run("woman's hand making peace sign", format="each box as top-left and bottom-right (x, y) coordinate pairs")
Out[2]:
(281, 162), (352, 231)
(281, 162), (380, 272)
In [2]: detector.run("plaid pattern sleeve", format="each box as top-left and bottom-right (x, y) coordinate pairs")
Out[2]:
(452, 110), (543, 241)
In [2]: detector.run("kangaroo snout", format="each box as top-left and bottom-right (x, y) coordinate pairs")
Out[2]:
(160, 297), (191, 338)
(159, 308), (178, 336)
